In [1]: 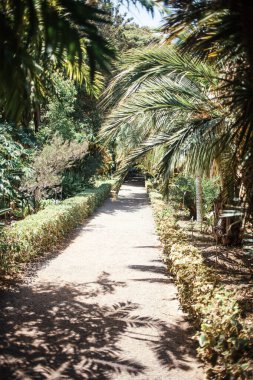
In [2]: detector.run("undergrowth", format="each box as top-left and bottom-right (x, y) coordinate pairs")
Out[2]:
(148, 188), (253, 379)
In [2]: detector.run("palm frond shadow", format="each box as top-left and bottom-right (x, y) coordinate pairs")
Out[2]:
(151, 322), (198, 371)
(128, 264), (168, 275)
(0, 278), (146, 379)
(0, 270), (201, 379)
(94, 195), (148, 216)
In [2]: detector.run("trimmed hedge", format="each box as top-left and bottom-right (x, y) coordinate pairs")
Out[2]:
(0, 182), (112, 274)
(148, 188), (253, 379)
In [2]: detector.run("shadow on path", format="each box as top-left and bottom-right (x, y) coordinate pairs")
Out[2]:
(0, 272), (198, 379)
(128, 264), (168, 276)
(0, 179), (202, 379)
(98, 194), (148, 215)
(95, 179), (149, 216)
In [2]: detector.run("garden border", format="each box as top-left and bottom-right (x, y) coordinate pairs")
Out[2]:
(148, 187), (252, 379)
(0, 181), (112, 275)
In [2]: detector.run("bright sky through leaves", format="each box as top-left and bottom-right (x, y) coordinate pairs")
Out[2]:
(119, 2), (163, 28)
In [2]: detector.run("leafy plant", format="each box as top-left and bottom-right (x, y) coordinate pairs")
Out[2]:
(0, 0), (115, 123)
(0, 181), (112, 274)
(168, 174), (220, 219)
(0, 122), (34, 214)
(0, 208), (12, 228)
(149, 187), (253, 379)
(23, 135), (89, 198)
(38, 73), (104, 142)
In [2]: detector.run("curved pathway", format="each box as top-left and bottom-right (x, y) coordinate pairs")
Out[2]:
(0, 180), (203, 379)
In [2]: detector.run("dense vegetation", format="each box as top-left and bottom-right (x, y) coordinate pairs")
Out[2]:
(1, 0), (253, 378)
(148, 186), (253, 379)
(0, 0), (158, 269)
(0, 1), (155, 219)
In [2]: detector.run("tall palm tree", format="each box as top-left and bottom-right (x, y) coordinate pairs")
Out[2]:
(161, 0), (253, 222)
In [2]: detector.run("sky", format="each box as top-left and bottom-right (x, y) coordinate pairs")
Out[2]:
(118, 2), (164, 28)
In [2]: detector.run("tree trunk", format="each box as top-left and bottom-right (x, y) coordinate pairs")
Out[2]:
(237, 1), (253, 80)
(195, 175), (203, 223)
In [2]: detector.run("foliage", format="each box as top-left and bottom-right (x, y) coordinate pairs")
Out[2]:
(37, 72), (105, 142)
(0, 110), (108, 216)
(100, 45), (224, 186)
(0, 182), (112, 274)
(0, 0), (115, 122)
(161, 0), (253, 152)
(38, 74), (79, 141)
(149, 188), (253, 379)
(99, 27), (253, 225)
(170, 243), (252, 379)
(161, 0), (253, 225)
(102, 1), (160, 55)
(122, 25), (160, 50)
(23, 135), (89, 198)
(62, 142), (112, 195)
(147, 187), (187, 253)
(168, 174), (220, 219)
(0, 122), (34, 211)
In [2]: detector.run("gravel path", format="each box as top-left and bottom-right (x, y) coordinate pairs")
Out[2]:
(0, 180), (204, 380)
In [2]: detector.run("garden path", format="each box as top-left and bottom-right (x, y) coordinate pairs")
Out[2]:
(0, 179), (204, 379)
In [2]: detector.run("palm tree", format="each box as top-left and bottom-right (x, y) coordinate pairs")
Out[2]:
(100, 45), (226, 176)
(161, 0), (253, 223)
(0, 0), (159, 125)
(195, 175), (203, 223)
(99, 45), (241, 228)
(0, 0), (116, 124)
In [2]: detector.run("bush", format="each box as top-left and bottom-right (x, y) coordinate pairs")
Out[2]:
(148, 188), (187, 254)
(167, 173), (220, 219)
(23, 134), (89, 196)
(0, 182), (112, 274)
(148, 188), (253, 379)
(170, 243), (252, 379)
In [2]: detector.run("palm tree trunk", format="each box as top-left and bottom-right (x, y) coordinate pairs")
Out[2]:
(196, 175), (203, 223)
(238, 2), (253, 80)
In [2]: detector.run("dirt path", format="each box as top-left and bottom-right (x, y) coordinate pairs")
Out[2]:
(0, 180), (204, 380)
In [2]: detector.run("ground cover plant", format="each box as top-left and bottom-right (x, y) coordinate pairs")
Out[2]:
(148, 186), (253, 379)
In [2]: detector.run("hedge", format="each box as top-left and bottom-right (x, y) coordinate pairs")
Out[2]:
(0, 181), (112, 274)
(148, 188), (253, 380)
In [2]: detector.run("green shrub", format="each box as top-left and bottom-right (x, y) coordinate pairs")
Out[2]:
(148, 188), (253, 379)
(0, 182), (112, 274)
(165, 173), (220, 219)
(23, 135), (89, 197)
(170, 243), (252, 379)
(148, 189), (187, 254)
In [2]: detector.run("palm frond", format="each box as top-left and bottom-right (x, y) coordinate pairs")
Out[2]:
(101, 45), (218, 111)
(0, 0), (115, 122)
